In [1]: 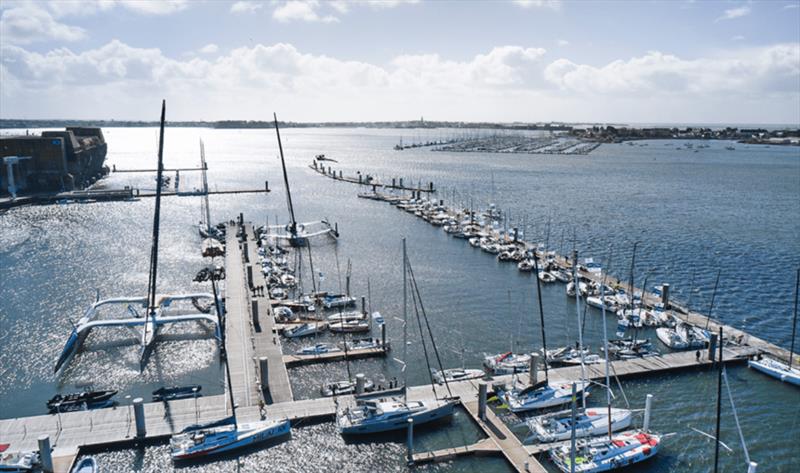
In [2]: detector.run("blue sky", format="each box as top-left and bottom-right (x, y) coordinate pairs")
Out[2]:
(1, 0), (799, 124)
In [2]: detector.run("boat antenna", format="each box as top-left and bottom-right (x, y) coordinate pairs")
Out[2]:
(790, 268), (799, 370)
(402, 238), (409, 403)
(531, 251), (549, 384)
(273, 113), (298, 239)
(713, 326), (724, 473)
(704, 270), (721, 331)
(142, 99), (166, 371)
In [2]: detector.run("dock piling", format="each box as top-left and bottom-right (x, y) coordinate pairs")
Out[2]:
(265, 180), (269, 192)
(708, 332), (719, 362)
(251, 300), (259, 328)
(380, 323), (386, 348)
(133, 397), (146, 438)
(355, 373), (366, 395)
(643, 394), (653, 432)
(478, 382), (488, 420)
(246, 265), (253, 289)
(662, 283), (670, 308)
(529, 353), (539, 386)
(37, 435), (53, 473)
(748, 462), (758, 473)
(406, 418), (414, 465)
(361, 296), (365, 314)
(259, 357), (269, 396)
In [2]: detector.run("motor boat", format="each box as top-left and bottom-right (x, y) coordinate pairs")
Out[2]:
(432, 368), (484, 384)
(502, 379), (591, 413)
(326, 311), (366, 323)
(330, 319), (370, 333)
(47, 390), (117, 412)
(153, 385), (202, 402)
(483, 352), (531, 375)
(0, 450), (39, 472)
(656, 323), (709, 350)
(321, 379), (375, 397)
(283, 322), (327, 338)
(323, 295), (357, 309)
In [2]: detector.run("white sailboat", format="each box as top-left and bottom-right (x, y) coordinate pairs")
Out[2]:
(337, 239), (457, 435)
(749, 268), (800, 386)
(549, 430), (661, 472)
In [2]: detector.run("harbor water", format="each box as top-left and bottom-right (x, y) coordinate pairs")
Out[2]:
(1, 127), (799, 471)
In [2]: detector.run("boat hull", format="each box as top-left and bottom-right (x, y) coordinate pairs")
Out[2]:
(748, 358), (800, 386)
(171, 419), (291, 461)
(338, 400), (456, 435)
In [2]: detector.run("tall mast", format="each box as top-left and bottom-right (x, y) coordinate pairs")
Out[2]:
(273, 113), (297, 236)
(531, 251), (549, 384)
(572, 249), (587, 409)
(402, 238), (408, 403)
(713, 326), (723, 473)
(224, 346), (238, 429)
(142, 100), (166, 368)
(627, 242), (638, 344)
(705, 270), (721, 331)
(601, 247), (613, 440)
(199, 138), (211, 235)
(790, 268), (799, 370)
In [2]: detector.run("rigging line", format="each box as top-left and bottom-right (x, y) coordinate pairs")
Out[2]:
(722, 366), (751, 465)
(306, 239), (318, 294)
(334, 246), (343, 294)
(407, 256), (453, 398)
(272, 113), (297, 234)
(607, 361), (631, 409)
(705, 269), (722, 331)
(407, 260), (438, 400)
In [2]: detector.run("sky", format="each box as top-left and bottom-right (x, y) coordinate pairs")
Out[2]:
(1, 0), (799, 124)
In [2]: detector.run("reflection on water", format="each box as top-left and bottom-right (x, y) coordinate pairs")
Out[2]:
(2, 127), (799, 471)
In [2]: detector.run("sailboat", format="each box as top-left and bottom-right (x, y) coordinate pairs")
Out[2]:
(54, 101), (221, 373)
(749, 268), (800, 386)
(265, 114), (338, 247)
(527, 250), (632, 443)
(337, 239), (457, 435)
(170, 337), (290, 460)
(501, 251), (590, 413)
(548, 430), (661, 472)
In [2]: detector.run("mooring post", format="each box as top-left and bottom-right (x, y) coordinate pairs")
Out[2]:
(339, 170), (343, 178)
(708, 332), (718, 362)
(243, 241), (249, 263)
(358, 174), (362, 183)
(643, 393), (653, 431)
(265, 180), (269, 192)
(37, 435), (53, 473)
(246, 265), (253, 289)
(251, 300), (259, 325)
(406, 418), (414, 464)
(361, 296), (366, 314)
(392, 178), (396, 187)
(747, 461), (758, 473)
(259, 357), (269, 391)
(399, 177), (404, 188)
(380, 322), (386, 348)
(661, 283), (670, 308)
(429, 182), (433, 191)
(355, 373), (366, 395)
(133, 397), (146, 438)
(529, 353), (539, 386)
(478, 382), (488, 420)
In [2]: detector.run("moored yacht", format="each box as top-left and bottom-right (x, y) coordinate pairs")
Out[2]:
(527, 407), (632, 443)
(502, 379), (591, 413)
(337, 398), (457, 434)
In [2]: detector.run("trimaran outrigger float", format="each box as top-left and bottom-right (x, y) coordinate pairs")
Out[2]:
(55, 101), (222, 373)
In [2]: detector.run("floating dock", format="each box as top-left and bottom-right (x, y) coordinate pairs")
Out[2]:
(309, 160), (435, 193)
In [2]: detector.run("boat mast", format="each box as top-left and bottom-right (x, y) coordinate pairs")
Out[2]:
(601, 247), (613, 440)
(790, 268), (799, 370)
(142, 99), (166, 370)
(199, 138), (211, 235)
(273, 113), (298, 238)
(531, 251), (549, 384)
(713, 326), (723, 473)
(572, 249), (587, 409)
(224, 345), (239, 430)
(627, 242), (639, 345)
(402, 238), (409, 403)
(704, 270), (721, 331)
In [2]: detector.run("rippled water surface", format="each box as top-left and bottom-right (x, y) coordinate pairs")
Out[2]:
(1, 127), (799, 472)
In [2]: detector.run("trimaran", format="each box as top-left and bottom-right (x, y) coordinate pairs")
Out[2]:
(54, 101), (221, 373)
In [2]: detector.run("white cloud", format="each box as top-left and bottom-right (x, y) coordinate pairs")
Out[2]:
(1, 40), (798, 124)
(199, 44), (219, 54)
(116, 0), (188, 15)
(230, 1), (263, 14)
(272, 0), (338, 23)
(513, 0), (561, 9)
(716, 5), (751, 22)
(783, 4), (799, 9)
(0, 4), (87, 44)
(731, 35), (745, 41)
(363, 0), (420, 9)
(557, 39), (569, 47)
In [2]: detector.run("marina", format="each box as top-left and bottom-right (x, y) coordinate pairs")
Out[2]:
(1, 126), (798, 473)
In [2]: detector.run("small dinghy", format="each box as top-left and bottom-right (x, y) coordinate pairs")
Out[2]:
(70, 457), (97, 473)
(283, 322), (327, 338)
(432, 368), (484, 384)
(321, 379), (375, 397)
(47, 390), (117, 412)
(527, 407), (632, 443)
(297, 343), (341, 355)
(323, 294), (357, 309)
(330, 319), (370, 333)
(549, 430), (661, 472)
(538, 270), (557, 283)
(326, 311), (366, 322)
(346, 338), (383, 350)
(552, 268), (572, 283)
(153, 385), (202, 402)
